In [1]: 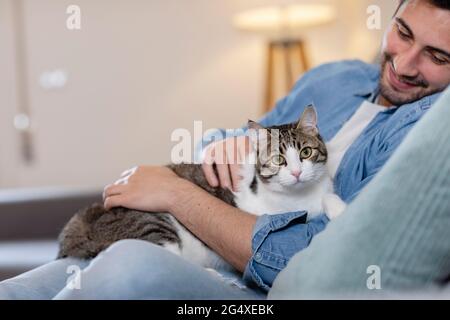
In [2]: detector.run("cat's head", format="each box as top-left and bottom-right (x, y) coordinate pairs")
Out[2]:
(248, 105), (328, 192)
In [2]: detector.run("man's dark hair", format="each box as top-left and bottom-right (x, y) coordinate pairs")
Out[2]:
(397, 0), (450, 12)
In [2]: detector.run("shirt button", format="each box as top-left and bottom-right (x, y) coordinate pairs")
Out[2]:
(254, 252), (262, 261)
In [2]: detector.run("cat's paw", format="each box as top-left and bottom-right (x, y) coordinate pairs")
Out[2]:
(322, 193), (347, 220)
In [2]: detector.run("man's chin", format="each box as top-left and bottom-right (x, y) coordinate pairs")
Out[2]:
(379, 81), (431, 106)
(379, 74), (446, 106)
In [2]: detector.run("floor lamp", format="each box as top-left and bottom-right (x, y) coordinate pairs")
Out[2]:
(233, 4), (336, 113)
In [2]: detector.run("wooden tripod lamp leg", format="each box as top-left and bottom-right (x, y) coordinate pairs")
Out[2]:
(265, 42), (275, 113)
(298, 40), (309, 71)
(264, 40), (309, 114)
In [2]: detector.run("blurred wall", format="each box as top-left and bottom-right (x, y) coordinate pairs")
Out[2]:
(0, 0), (398, 190)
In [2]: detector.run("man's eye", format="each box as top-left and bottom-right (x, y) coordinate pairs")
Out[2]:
(430, 54), (448, 65)
(300, 147), (312, 159)
(397, 25), (410, 40)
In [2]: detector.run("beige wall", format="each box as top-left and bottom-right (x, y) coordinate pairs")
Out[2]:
(0, 0), (21, 188)
(0, 0), (398, 190)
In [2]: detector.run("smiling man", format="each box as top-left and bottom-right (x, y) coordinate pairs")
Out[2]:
(1, 0), (450, 300)
(378, 0), (450, 107)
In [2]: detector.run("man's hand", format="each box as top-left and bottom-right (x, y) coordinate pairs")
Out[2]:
(103, 163), (256, 272)
(103, 166), (184, 212)
(202, 136), (252, 192)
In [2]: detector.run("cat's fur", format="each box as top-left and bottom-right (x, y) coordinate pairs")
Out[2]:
(57, 106), (341, 270)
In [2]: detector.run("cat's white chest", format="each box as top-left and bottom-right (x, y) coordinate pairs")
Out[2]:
(233, 163), (333, 219)
(234, 183), (329, 219)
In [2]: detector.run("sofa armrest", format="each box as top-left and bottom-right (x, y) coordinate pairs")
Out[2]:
(0, 187), (102, 241)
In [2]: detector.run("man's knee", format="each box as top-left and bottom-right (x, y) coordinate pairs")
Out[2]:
(95, 239), (178, 272)
(106, 239), (158, 256)
(75, 240), (186, 295)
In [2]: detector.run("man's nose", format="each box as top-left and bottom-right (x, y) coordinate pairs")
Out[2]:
(394, 47), (421, 78)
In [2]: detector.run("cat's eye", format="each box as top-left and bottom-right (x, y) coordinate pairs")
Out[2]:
(300, 147), (312, 159)
(270, 154), (286, 166)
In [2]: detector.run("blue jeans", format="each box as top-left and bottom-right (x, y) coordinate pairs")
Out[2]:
(0, 240), (266, 300)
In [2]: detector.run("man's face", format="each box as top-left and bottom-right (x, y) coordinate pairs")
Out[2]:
(379, 0), (450, 106)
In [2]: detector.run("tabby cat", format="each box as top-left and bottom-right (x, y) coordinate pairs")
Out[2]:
(57, 106), (341, 271)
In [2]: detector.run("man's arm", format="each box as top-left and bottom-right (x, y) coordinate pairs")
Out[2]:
(103, 165), (257, 272)
(169, 178), (257, 272)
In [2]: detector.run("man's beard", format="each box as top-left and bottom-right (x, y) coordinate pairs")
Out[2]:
(379, 52), (441, 106)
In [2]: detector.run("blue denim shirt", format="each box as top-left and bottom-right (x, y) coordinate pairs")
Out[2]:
(197, 60), (443, 291)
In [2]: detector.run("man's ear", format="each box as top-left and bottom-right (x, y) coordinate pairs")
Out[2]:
(296, 105), (318, 134)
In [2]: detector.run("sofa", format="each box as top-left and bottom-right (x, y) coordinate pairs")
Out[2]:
(0, 187), (102, 281)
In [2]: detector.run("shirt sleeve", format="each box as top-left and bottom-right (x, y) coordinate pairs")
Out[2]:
(243, 212), (329, 291)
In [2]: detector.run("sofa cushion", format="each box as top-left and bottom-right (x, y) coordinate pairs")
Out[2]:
(0, 187), (101, 281)
(0, 240), (58, 281)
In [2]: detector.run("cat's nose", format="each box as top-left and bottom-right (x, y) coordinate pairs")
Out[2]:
(291, 170), (301, 179)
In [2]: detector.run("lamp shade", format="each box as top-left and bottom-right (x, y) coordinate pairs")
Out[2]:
(233, 4), (336, 37)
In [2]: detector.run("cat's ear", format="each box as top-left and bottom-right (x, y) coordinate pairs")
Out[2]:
(247, 120), (267, 150)
(247, 120), (264, 131)
(297, 105), (318, 134)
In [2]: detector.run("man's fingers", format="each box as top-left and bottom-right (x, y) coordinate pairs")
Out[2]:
(103, 184), (127, 200)
(201, 138), (248, 189)
(104, 195), (126, 210)
(202, 144), (219, 187)
(229, 163), (242, 192)
(240, 137), (252, 160)
(216, 163), (232, 190)
(202, 162), (219, 187)
(227, 137), (248, 191)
